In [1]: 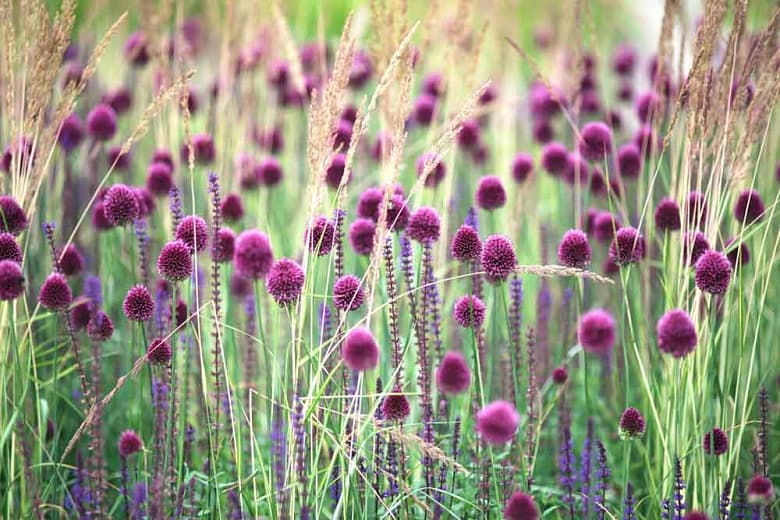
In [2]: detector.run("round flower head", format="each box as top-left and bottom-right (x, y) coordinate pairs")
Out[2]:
(725, 238), (750, 268)
(476, 400), (520, 445)
(146, 162), (173, 196)
(682, 231), (710, 267)
(609, 226), (646, 265)
(175, 215), (208, 253)
(503, 491), (539, 520)
(212, 228), (236, 263)
(480, 235), (517, 281)
(220, 193), (244, 222)
(157, 240), (194, 282)
(453, 295), (486, 328)
(86, 103), (117, 141)
(617, 143), (642, 179)
(636, 91), (662, 123)
(58, 113), (85, 152)
(617, 81), (634, 102)
(407, 207), (441, 243)
(357, 187), (384, 221)
(563, 152), (590, 185)
(342, 327), (380, 371)
(151, 149), (175, 170)
(747, 475), (774, 505)
(103, 184), (140, 226)
(70, 299), (91, 330)
(349, 218), (376, 256)
(656, 309), (697, 358)
(185, 133), (216, 165)
(147, 337), (172, 365)
(348, 50), (372, 89)
(104, 87), (133, 115)
(552, 366), (569, 385)
(0, 233), (22, 263)
(384, 194), (410, 231)
(230, 272), (251, 298)
(0, 195), (29, 235)
(578, 308), (616, 355)
(341, 105), (358, 124)
(91, 201), (114, 231)
(234, 230), (274, 279)
(532, 118), (554, 143)
(530, 84), (562, 117)
(58, 244), (84, 276)
(325, 153), (348, 189)
(87, 310), (114, 341)
(118, 430), (143, 458)
(266, 258), (304, 306)
(593, 211), (620, 242)
(695, 250), (732, 295)
(254, 156), (282, 187)
(684, 512), (710, 520)
(39, 273), (72, 311)
(619, 407), (646, 440)
(612, 44), (636, 75)
(381, 391), (410, 422)
(123, 285), (154, 321)
(734, 189), (765, 224)
(557, 229), (592, 268)
(413, 94), (437, 126)
(450, 225), (482, 262)
(578, 121), (612, 161)
(511, 153), (534, 183)
(134, 188), (155, 218)
(654, 197), (681, 231)
(685, 191), (707, 227)
(305, 217), (336, 256)
(436, 351), (472, 394)
(416, 152), (446, 188)
(333, 118), (353, 151)
(107, 145), (131, 170)
(457, 118), (481, 149)
(476, 175), (507, 210)
(633, 125), (658, 158)
(333, 275), (365, 312)
(422, 72), (445, 97)
(0, 260), (25, 300)
(540, 142), (569, 175)
(124, 30), (149, 66)
(703, 428), (728, 456)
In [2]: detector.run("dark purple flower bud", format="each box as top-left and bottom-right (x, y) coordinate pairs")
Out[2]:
(733, 189), (765, 224)
(480, 234), (516, 281)
(612, 44), (636, 76)
(118, 430), (143, 457)
(86, 103), (118, 141)
(413, 94), (437, 126)
(87, 310), (114, 341)
(682, 231), (709, 266)
(266, 258), (304, 306)
(457, 119), (481, 149)
(0, 260), (25, 300)
(476, 175), (507, 210)
(636, 91), (662, 123)
(450, 225), (481, 261)
(183, 133), (216, 165)
(0, 195), (28, 235)
(593, 211), (620, 243)
(348, 218), (376, 256)
(384, 194), (410, 231)
(619, 407), (646, 439)
(453, 295), (486, 328)
(325, 153), (348, 189)
(39, 273), (72, 310)
(654, 197), (681, 231)
(617, 143), (642, 179)
(422, 72), (445, 97)
(557, 229), (592, 268)
(541, 142), (569, 175)
(503, 491), (539, 520)
(147, 337), (172, 365)
(435, 351), (471, 394)
(632, 125), (658, 158)
(175, 215), (209, 253)
(212, 228), (235, 263)
(58, 113), (85, 152)
(103, 184), (140, 226)
(407, 207), (441, 243)
(256, 156), (283, 187)
(333, 118), (353, 151)
(145, 162), (173, 196)
(746, 474), (774, 505)
(694, 250), (732, 295)
(0, 233), (22, 263)
(220, 193), (244, 222)
(342, 327), (379, 371)
(123, 285), (155, 321)
(157, 240), (193, 282)
(381, 391), (410, 422)
(58, 243), (84, 276)
(416, 151), (447, 187)
(348, 50), (372, 89)
(609, 226), (646, 265)
(511, 152), (534, 183)
(578, 121), (613, 161)
(703, 428), (728, 456)
(103, 87), (133, 115)
(725, 237), (749, 267)
(656, 309), (697, 358)
(304, 217), (336, 256)
(685, 191), (708, 227)
(234, 230), (273, 279)
(552, 366), (568, 384)
(333, 275), (365, 312)
(476, 400), (519, 445)
(124, 31), (149, 66)
(531, 118), (554, 143)
(578, 308), (616, 355)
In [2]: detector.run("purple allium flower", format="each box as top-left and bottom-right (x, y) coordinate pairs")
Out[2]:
(348, 218), (376, 256)
(725, 238), (750, 267)
(86, 103), (117, 141)
(38, 273), (72, 310)
(58, 244), (84, 276)
(357, 187), (384, 221)
(134, 188), (155, 218)
(475, 400), (519, 445)
(563, 152), (590, 185)
(511, 153), (534, 183)
(612, 44), (636, 75)
(578, 122), (613, 161)
(103, 87), (132, 115)
(619, 407), (646, 439)
(146, 337), (172, 365)
(633, 125), (658, 157)
(684, 512), (710, 520)
(118, 430), (143, 457)
(251, 157), (280, 187)
(124, 31), (149, 66)
(348, 50), (372, 89)
(557, 229), (592, 268)
(151, 149), (174, 170)
(71, 299), (91, 329)
(407, 207), (441, 243)
(581, 90), (602, 113)
(0, 195), (29, 235)
(422, 72), (445, 97)
(183, 133), (216, 165)
(503, 491), (539, 520)
(532, 118), (554, 143)
(58, 113), (85, 152)
(123, 285), (154, 321)
(636, 91), (662, 123)
(87, 310), (114, 341)
(578, 308), (616, 355)
(480, 234), (516, 281)
(685, 191), (707, 227)
(656, 309), (698, 358)
(266, 258), (304, 306)
(450, 225), (481, 261)
(746, 475), (774, 505)
(90, 201), (112, 231)
(733, 189), (765, 224)
(157, 240), (193, 282)
(381, 391), (410, 421)
(617, 143), (642, 179)
(617, 81), (634, 102)
(416, 152), (447, 188)
(682, 231), (710, 267)
(593, 211), (620, 243)
(234, 230), (273, 279)
(333, 275), (365, 312)
(413, 94), (437, 125)
(103, 184), (140, 226)
(145, 162), (173, 196)
(325, 153), (348, 189)
(552, 366), (568, 384)
(0, 233), (21, 265)
(541, 142), (569, 175)
(703, 428), (728, 456)
(342, 327), (380, 371)
(654, 197), (681, 231)
(609, 226), (646, 265)
(453, 295), (486, 328)
(332, 119), (353, 151)
(212, 228), (235, 263)
(384, 194), (410, 231)
(457, 118), (481, 149)
(476, 175), (507, 210)
(435, 351), (471, 394)
(107, 145), (131, 170)
(530, 84), (562, 117)
(694, 250), (732, 295)
(305, 217), (336, 256)
(0, 260), (24, 300)
(220, 193), (244, 223)
(175, 215), (208, 253)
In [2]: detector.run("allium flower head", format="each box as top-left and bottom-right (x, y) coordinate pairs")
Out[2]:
(333, 118), (354, 150)
(563, 152), (589, 185)
(342, 327), (380, 371)
(609, 226), (646, 265)
(694, 250), (732, 295)
(86, 103), (117, 141)
(0, 195), (29, 235)
(157, 240), (194, 282)
(124, 30), (149, 66)
(476, 400), (520, 445)
(304, 217), (336, 256)
(682, 231), (710, 267)
(435, 351), (471, 394)
(453, 295), (486, 328)
(104, 87), (133, 115)
(532, 118), (554, 143)
(552, 366), (568, 384)
(416, 152), (447, 187)
(633, 125), (658, 157)
(123, 285), (155, 321)
(384, 194), (410, 231)
(476, 175), (507, 210)
(325, 153), (348, 189)
(747, 474), (774, 505)
(541, 142), (569, 175)
(151, 149), (175, 170)
(381, 391), (410, 422)
(593, 211), (620, 242)
(357, 187), (384, 221)
(254, 156), (282, 187)
(333, 275), (365, 312)
(617, 143), (642, 179)
(407, 207), (441, 243)
(578, 308), (616, 355)
(450, 225), (481, 261)
(684, 512), (710, 520)
(103, 184), (140, 226)
(422, 72), (445, 97)
(654, 197), (681, 231)
(185, 133), (216, 165)
(146, 337), (172, 365)
(503, 491), (539, 520)
(578, 121), (612, 161)
(725, 238), (749, 268)
(348, 218), (376, 256)
(612, 44), (636, 76)
(457, 118), (481, 149)
(557, 229), (592, 268)
(733, 189), (765, 224)
(212, 228), (235, 263)
(175, 215), (208, 253)
(0, 233), (22, 263)
(87, 310), (114, 341)
(39, 273), (72, 311)
(56, 244), (84, 277)
(636, 91), (662, 123)
(146, 162), (173, 196)
(234, 230), (274, 279)
(266, 258), (305, 306)
(702, 428), (728, 456)
(220, 193), (244, 222)
(413, 94), (437, 125)
(619, 407), (646, 440)
(656, 309), (697, 358)
(480, 235), (516, 281)
(511, 153), (534, 183)
(107, 145), (131, 170)
(118, 430), (143, 458)
(58, 113), (85, 152)
(0, 260), (25, 300)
